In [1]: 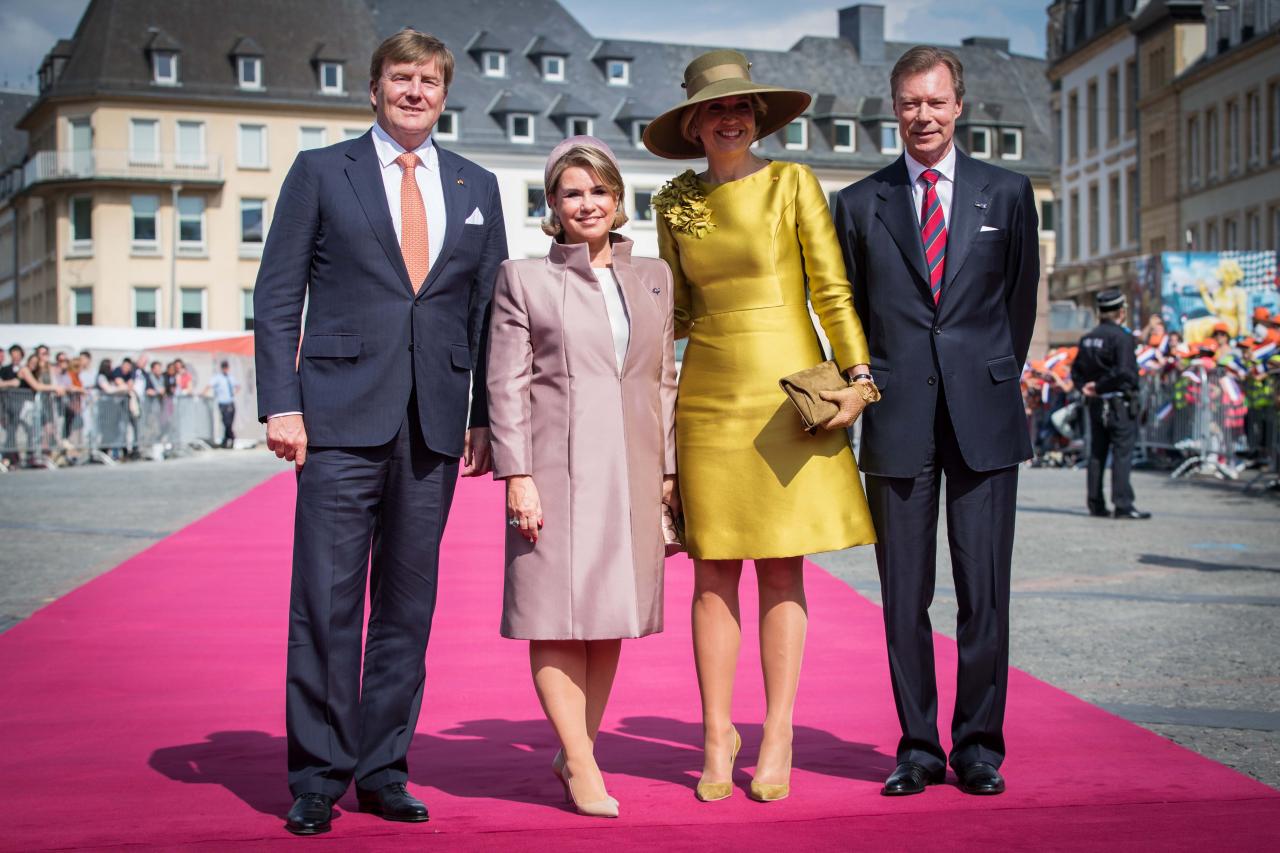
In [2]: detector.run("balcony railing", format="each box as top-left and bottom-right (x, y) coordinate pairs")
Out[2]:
(12, 149), (223, 195)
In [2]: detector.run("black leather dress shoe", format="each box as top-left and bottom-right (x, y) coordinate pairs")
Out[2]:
(1113, 508), (1152, 520)
(1088, 507), (1111, 518)
(356, 782), (430, 822)
(881, 761), (945, 796)
(285, 793), (334, 835)
(956, 761), (1005, 795)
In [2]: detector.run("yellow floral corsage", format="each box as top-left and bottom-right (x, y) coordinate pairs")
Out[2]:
(652, 170), (715, 238)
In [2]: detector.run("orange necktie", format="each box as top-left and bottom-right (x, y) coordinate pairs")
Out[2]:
(396, 151), (429, 292)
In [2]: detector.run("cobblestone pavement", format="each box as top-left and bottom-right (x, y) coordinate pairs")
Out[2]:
(812, 467), (1280, 790)
(3, 454), (1277, 788)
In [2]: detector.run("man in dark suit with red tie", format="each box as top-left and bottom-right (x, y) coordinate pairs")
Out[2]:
(254, 29), (507, 834)
(832, 46), (1039, 797)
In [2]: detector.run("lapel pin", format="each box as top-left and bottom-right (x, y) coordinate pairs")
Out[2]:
(975, 201), (988, 209)
(456, 178), (465, 185)
(651, 288), (661, 294)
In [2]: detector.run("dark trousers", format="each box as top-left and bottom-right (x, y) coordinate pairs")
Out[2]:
(218, 402), (236, 447)
(865, 399), (1018, 773)
(286, 403), (458, 797)
(1086, 398), (1135, 514)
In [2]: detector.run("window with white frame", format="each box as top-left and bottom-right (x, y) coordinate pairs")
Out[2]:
(1247, 90), (1262, 165)
(238, 123), (267, 168)
(436, 110), (458, 140)
(1246, 210), (1261, 249)
(784, 119), (807, 150)
(606, 60), (629, 85)
(833, 119), (855, 152)
(482, 52), (505, 77)
(542, 55), (564, 82)
(631, 121), (649, 149)
(175, 120), (205, 166)
(242, 289), (255, 331)
(129, 118), (160, 165)
(240, 198), (266, 248)
(1000, 128), (1022, 160)
(177, 195), (206, 251)
(69, 195), (92, 253)
(72, 288), (93, 325)
(1039, 199), (1054, 232)
(1227, 100), (1241, 173)
(180, 287), (206, 330)
(1188, 115), (1201, 184)
(152, 51), (178, 85)
(238, 56), (262, 90)
(508, 113), (534, 143)
(319, 61), (343, 94)
(526, 185), (547, 220)
(298, 126), (327, 151)
(969, 127), (992, 158)
(1207, 107), (1219, 178)
(879, 122), (901, 154)
(131, 194), (159, 249)
(567, 116), (592, 137)
(343, 127), (365, 141)
(1225, 217), (1238, 250)
(633, 189), (655, 223)
(133, 287), (159, 328)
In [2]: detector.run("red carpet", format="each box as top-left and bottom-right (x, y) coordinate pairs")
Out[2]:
(0, 473), (1276, 851)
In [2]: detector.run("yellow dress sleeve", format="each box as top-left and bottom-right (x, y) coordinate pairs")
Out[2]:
(793, 164), (870, 369)
(656, 213), (693, 340)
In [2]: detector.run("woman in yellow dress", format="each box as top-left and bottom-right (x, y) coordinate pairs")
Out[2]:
(643, 50), (876, 803)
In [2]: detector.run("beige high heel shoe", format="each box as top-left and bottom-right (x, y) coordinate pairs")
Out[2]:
(695, 726), (741, 802)
(553, 749), (619, 818)
(748, 745), (792, 802)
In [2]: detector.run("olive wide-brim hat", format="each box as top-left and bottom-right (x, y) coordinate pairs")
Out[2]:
(642, 49), (812, 160)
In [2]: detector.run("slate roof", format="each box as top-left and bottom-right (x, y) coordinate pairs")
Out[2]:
(0, 92), (36, 169)
(14, 0), (1051, 180)
(21, 0), (377, 121)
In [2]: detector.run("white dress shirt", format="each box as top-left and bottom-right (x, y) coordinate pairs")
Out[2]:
(904, 144), (957, 230)
(370, 122), (447, 267)
(593, 267), (630, 373)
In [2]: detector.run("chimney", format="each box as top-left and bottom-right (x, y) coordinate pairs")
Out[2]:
(961, 35), (1011, 52)
(839, 4), (885, 64)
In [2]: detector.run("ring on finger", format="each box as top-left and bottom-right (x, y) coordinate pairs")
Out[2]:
(508, 518), (520, 528)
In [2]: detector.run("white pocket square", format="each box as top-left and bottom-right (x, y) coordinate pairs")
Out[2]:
(464, 208), (485, 226)
(979, 225), (1001, 232)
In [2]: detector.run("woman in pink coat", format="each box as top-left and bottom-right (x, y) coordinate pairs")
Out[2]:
(486, 136), (679, 818)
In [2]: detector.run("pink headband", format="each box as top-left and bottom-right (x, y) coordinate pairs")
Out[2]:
(543, 135), (621, 194)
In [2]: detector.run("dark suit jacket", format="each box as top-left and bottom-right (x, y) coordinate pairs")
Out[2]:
(834, 150), (1039, 478)
(254, 130), (508, 458)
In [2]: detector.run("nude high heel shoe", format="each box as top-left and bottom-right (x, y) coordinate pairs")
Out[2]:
(695, 726), (741, 802)
(554, 749), (619, 818)
(748, 745), (792, 802)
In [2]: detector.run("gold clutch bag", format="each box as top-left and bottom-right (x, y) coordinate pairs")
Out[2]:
(778, 360), (881, 434)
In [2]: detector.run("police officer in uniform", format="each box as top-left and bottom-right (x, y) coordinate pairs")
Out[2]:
(1070, 289), (1152, 519)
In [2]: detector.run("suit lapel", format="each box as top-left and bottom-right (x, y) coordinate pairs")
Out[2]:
(875, 157), (931, 301)
(941, 151), (991, 294)
(344, 132), (414, 297)
(420, 144), (473, 298)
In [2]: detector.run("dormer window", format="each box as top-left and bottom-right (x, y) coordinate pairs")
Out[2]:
(1000, 128), (1023, 160)
(508, 113), (534, 144)
(483, 52), (506, 77)
(436, 110), (459, 141)
(631, 120), (649, 148)
(833, 119), (856, 152)
(784, 119), (808, 151)
(153, 51), (178, 85)
(238, 56), (262, 90)
(319, 61), (343, 94)
(879, 122), (901, 154)
(607, 60), (629, 86)
(969, 127), (993, 159)
(567, 116), (592, 137)
(542, 55), (565, 82)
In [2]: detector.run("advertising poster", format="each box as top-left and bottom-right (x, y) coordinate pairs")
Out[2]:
(1159, 251), (1279, 342)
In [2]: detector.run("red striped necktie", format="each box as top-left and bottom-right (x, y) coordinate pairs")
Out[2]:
(920, 168), (946, 304)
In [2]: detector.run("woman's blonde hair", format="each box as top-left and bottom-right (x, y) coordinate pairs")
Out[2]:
(542, 144), (628, 237)
(679, 94), (769, 148)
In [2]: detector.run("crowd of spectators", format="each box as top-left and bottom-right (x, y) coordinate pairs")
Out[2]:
(1022, 307), (1280, 467)
(1, 342), (237, 470)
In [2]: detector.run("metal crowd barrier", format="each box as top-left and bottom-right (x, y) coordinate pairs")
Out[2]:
(0, 389), (218, 470)
(1134, 365), (1274, 481)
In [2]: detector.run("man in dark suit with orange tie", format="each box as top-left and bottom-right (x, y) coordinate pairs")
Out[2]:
(254, 29), (507, 834)
(832, 46), (1039, 797)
